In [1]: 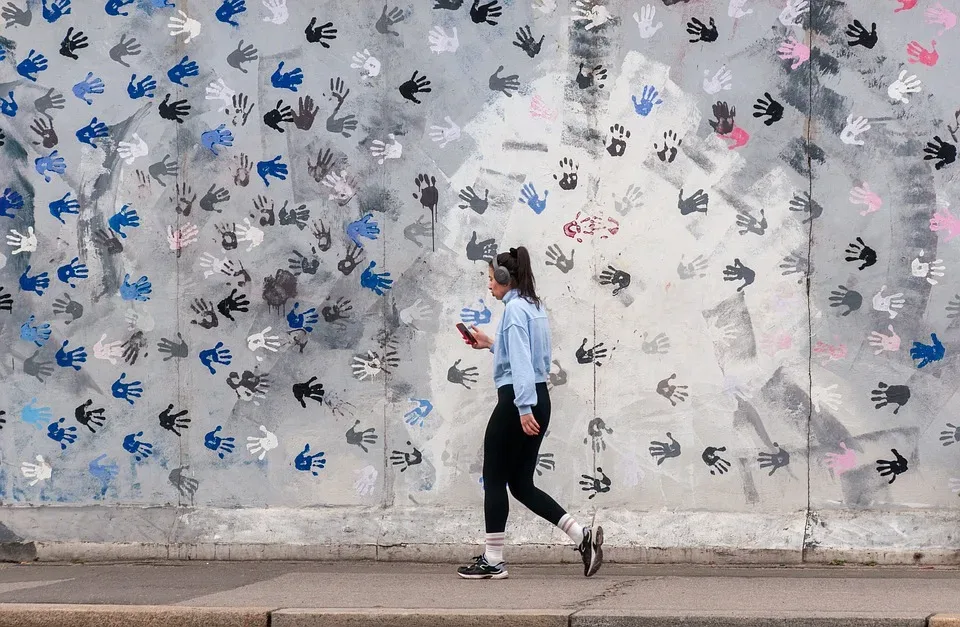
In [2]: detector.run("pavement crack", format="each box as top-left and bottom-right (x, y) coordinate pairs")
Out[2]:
(566, 577), (642, 612)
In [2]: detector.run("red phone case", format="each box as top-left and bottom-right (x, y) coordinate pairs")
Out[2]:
(457, 323), (476, 344)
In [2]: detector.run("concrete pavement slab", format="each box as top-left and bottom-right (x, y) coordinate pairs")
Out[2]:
(570, 613), (929, 627)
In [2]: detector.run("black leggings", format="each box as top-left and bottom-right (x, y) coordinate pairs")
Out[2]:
(483, 382), (567, 534)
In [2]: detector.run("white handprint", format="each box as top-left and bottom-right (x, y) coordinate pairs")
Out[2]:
(246, 425), (279, 460)
(779, 0), (809, 26)
(125, 306), (155, 331)
(887, 70), (922, 104)
(322, 170), (356, 203)
(429, 116), (461, 147)
(840, 114), (870, 146)
(911, 249), (946, 285)
(703, 65), (733, 95)
(93, 333), (124, 365)
(247, 326), (281, 352)
(872, 285), (905, 319)
(167, 223), (199, 251)
(6, 226), (37, 254)
(571, 0), (613, 30)
(355, 465), (378, 496)
(399, 298), (433, 328)
(21, 454), (52, 486)
(199, 251), (232, 278)
(262, 0), (289, 25)
(533, 0), (557, 13)
(811, 383), (842, 413)
(350, 49), (381, 78)
(728, 0), (753, 18)
(205, 78), (236, 113)
(428, 25), (459, 54)
(168, 9), (202, 43)
(118, 133), (149, 165)
(370, 134), (403, 164)
(236, 218), (264, 252)
(633, 4), (662, 39)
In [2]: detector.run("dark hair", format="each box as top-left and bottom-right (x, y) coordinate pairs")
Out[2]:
(490, 246), (541, 307)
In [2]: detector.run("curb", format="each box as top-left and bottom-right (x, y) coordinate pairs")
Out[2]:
(0, 604), (273, 627)
(0, 605), (951, 627)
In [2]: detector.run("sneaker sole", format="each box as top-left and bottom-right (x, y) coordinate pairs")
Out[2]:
(457, 570), (509, 580)
(586, 526), (604, 577)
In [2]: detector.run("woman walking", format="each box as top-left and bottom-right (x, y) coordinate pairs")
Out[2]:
(456, 246), (604, 580)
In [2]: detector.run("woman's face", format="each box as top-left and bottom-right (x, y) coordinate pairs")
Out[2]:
(488, 266), (511, 300)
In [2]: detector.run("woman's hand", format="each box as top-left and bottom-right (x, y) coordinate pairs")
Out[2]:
(469, 325), (493, 350)
(520, 413), (540, 436)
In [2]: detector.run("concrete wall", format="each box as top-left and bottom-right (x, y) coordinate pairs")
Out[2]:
(0, 0), (959, 564)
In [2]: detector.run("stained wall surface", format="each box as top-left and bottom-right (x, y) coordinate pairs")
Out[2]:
(0, 0), (959, 562)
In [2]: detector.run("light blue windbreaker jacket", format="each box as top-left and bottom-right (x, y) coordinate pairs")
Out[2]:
(489, 288), (552, 415)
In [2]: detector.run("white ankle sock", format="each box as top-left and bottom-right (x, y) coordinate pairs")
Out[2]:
(484, 532), (505, 564)
(558, 514), (584, 545)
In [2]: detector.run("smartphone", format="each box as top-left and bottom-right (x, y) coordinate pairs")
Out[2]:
(456, 322), (477, 345)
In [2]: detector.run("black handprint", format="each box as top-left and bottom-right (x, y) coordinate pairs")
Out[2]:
(757, 443), (790, 476)
(413, 173), (439, 215)
(279, 203), (310, 229)
(702, 446), (730, 475)
(788, 191), (823, 222)
(584, 417), (614, 452)
(489, 66), (520, 97)
(876, 448), (908, 484)
(871, 382), (911, 414)
(294, 95), (320, 131)
(159, 404), (190, 436)
(579, 467), (612, 499)
(376, 4), (405, 36)
(924, 136), (957, 170)
(311, 219), (332, 252)
(338, 244), (365, 276)
(200, 185), (230, 213)
(93, 228), (123, 255)
(122, 330), (148, 365)
(307, 148), (337, 183)
(399, 71), (431, 104)
(190, 298), (219, 329)
(264, 100), (294, 133)
(230, 93), (254, 126)
(655, 130), (682, 162)
(59, 27), (88, 60)
(722, 258), (755, 291)
(458, 186), (489, 214)
(575, 338), (610, 365)
(109, 34), (141, 67)
(470, 0), (501, 24)
(157, 333), (188, 361)
(753, 92), (784, 126)
(216, 288), (249, 321)
(305, 17), (337, 46)
(606, 124), (630, 157)
(293, 376), (325, 408)
(545, 244), (574, 273)
(29, 117), (58, 149)
(687, 17), (718, 43)
(656, 373), (688, 406)
(513, 25), (544, 58)
(466, 231), (498, 262)
(827, 285), (862, 315)
(576, 63), (607, 89)
(289, 248), (320, 275)
(227, 39), (258, 73)
(74, 399), (105, 433)
(447, 358), (479, 388)
(649, 432), (681, 465)
(736, 208), (766, 235)
(346, 420), (379, 453)
(708, 101), (735, 134)
(678, 188), (708, 215)
(24, 350), (53, 383)
(553, 158), (579, 190)
(598, 265), (631, 295)
(845, 19), (878, 48)
(844, 237), (877, 270)
(159, 94), (191, 123)
(321, 296), (353, 326)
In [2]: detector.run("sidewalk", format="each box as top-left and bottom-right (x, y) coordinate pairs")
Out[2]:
(3, 561), (960, 626)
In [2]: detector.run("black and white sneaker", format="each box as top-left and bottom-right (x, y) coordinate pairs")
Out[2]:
(457, 554), (508, 579)
(577, 526), (604, 577)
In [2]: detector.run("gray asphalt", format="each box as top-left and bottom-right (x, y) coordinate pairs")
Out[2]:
(1, 561), (960, 617)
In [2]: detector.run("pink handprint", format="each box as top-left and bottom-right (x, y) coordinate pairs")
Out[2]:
(813, 340), (847, 363)
(907, 40), (939, 66)
(777, 36), (810, 70)
(529, 95), (558, 121)
(930, 206), (960, 242)
(761, 331), (793, 356)
(719, 126), (750, 150)
(926, 3), (957, 35)
(849, 183), (882, 216)
(895, 0), (918, 12)
(824, 442), (857, 475)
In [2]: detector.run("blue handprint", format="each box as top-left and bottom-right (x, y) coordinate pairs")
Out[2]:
(295, 444), (326, 476)
(47, 418), (78, 450)
(287, 302), (319, 332)
(19, 267), (51, 296)
(22, 399), (52, 430)
(360, 261), (393, 295)
(632, 85), (663, 117)
(910, 332), (945, 368)
(215, 0), (246, 26)
(0, 46), (4, 62)
(20, 315), (52, 347)
(519, 182), (548, 214)
(16, 49), (49, 82)
(271, 61), (303, 92)
(112, 373), (143, 405)
(57, 257), (89, 288)
(201, 124), (234, 156)
(0, 188), (24, 218)
(0, 91), (17, 117)
(256, 155), (288, 186)
(199, 341), (232, 374)
(460, 299), (492, 325)
(75, 117), (109, 147)
(346, 213), (381, 248)
(72, 72), (105, 105)
(49, 192), (80, 224)
(42, 0), (71, 22)
(167, 55), (199, 87)
(55, 339), (87, 370)
(108, 204), (140, 237)
(120, 274), (152, 301)
(404, 398), (434, 427)
(204, 426), (236, 459)
(105, 0), (136, 16)
(89, 454), (119, 492)
(126, 74), (156, 99)
(122, 431), (153, 460)
(35, 150), (66, 182)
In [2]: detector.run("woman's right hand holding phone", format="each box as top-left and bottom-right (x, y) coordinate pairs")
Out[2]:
(469, 325), (493, 350)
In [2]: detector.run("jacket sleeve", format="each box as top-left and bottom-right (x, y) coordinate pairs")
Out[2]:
(505, 322), (537, 415)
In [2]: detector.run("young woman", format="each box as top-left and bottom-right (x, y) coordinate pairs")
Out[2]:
(456, 246), (604, 580)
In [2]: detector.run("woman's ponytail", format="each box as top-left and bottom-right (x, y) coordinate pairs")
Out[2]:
(512, 246), (541, 307)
